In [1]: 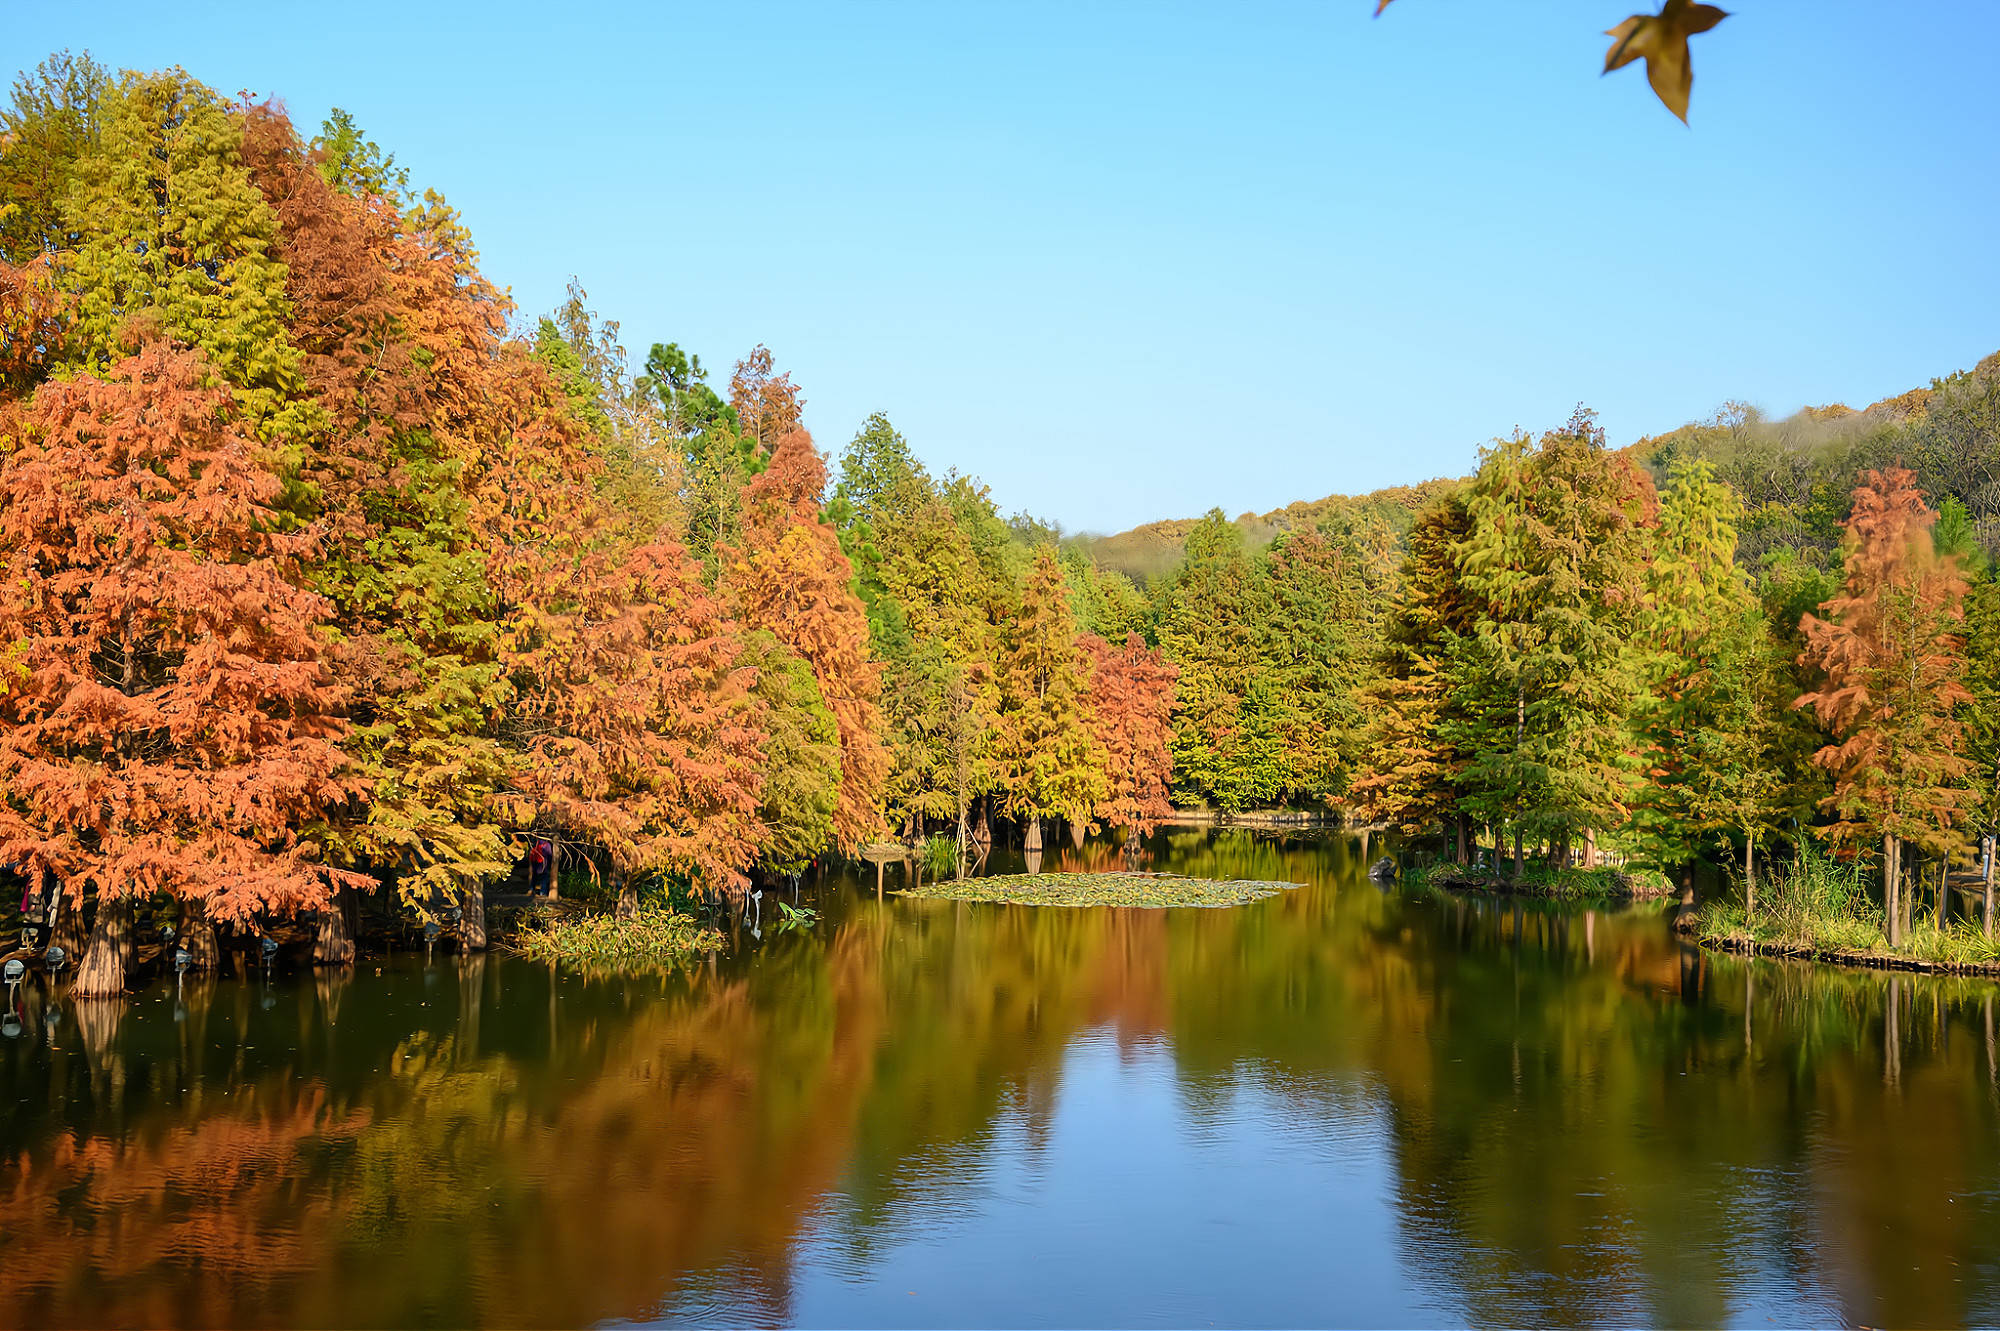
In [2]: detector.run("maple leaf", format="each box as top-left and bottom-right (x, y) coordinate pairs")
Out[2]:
(1603, 0), (1729, 124)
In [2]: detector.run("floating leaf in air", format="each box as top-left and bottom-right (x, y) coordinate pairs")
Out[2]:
(1603, 0), (1729, 123)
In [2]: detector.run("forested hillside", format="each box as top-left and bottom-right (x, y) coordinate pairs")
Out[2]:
(6, 50), (2000, 992)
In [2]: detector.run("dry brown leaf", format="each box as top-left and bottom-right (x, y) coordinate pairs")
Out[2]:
(1604, 0), (1729, 123)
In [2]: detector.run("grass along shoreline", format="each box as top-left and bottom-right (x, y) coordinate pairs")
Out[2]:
(898, 871), (1301, 909)
(1684, 845), (2000, 976)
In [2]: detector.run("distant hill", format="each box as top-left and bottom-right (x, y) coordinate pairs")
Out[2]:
(1084, 351), (2000, 584)
(1079, 479), (1459, 583)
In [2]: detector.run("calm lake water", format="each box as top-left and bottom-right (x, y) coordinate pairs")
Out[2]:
(5, 829), (2000, 1328)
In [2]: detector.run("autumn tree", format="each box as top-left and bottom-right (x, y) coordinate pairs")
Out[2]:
(0, 50), (108, 263)
(0, 340), (363, 995)
(833, 413), (1003, 838)
(1447, 413), (1655, 876)
(1351, 493), (1474, 842)
(998, 548), (1104, 842)
(1082, 633), (1178, 837)
(731, 427), (890, 850)
(240, 104), (515, 928)
(1798, 468), (1973, 946)
(60, 70), (307, 442)
(729, 344), (803, 463)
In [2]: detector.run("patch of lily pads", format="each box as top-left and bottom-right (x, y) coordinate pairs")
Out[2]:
(898, 871), (1300, 909)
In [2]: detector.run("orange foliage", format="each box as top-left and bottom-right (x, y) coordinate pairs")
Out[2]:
(486, 352), (769, 891)
(0, 339), (366, 921)
(735, 428), (889, 847)
(1082, 632), (1178, 835)
(0, 254), (67, 393)
(729, 344), (803, 463)
(1797, 467), (1972, 851)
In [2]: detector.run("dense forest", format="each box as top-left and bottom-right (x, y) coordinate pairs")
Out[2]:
(5, 52), (2000, 993)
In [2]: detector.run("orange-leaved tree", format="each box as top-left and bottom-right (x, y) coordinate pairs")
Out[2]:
(483, 351), (768, 909)
(732, 426), (889, 850)
(1797, 467), (1972, 946)
(729, 344), (803, 465)
(0, 339), (365, 995)
(1082, 632), (1178, 837)
(241, 104), (515, 927)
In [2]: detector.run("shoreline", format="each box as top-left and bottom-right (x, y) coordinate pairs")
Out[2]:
(1685, 918), (2000, 979)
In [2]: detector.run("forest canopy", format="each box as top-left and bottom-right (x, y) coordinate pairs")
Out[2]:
(4, 49), (2000, 992)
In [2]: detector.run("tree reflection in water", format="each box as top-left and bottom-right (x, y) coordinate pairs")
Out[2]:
(2, 829), (1998, 1328)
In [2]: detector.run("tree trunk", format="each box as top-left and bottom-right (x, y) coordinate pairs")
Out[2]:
(1984, 835), (1994, 940)
(460, 883), (488, 950)
(1068, 818), (1085, 849)
(1511, 828), (1523, 883)
(314, 887), (356, 966)
(1582, 828), (1596, 870)
(1885, 834), (1900, 949)
(182, 897), (220, 970)
(1907, 853), (1918, 938)
(1455, 815), (1467, 865)
(1024, 817), (1043, 853)
(614, 866), (636, 921)
(957, 797), (970, 879)
(1936, 857), (1947, 932)
(52, 887), (89, 960)
(1744, 829), (1755, 919)
(72, 895), (134, 998)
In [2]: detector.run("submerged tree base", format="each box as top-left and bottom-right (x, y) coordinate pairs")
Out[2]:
(510, 905), (723, 970)
(1409, 864), (1674, 900)
(898, 872), (1299, 909)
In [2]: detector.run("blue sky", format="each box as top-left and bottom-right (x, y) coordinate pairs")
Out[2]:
(12, 2), (2000, 533)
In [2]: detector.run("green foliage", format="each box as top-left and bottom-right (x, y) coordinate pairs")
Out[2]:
(513, 904), (723, 969)
(1446, 416), (1652, 852)
(60, 69), (307, 441)
(1631, 457), (1785, 869)
(0, 49), (108, 262)
(921, 834), (961, 877)
(310, 108), (407, 199)
(1414, 861), (1673, 900)
(998, 548), (1103, 824)
(1154, 510), (1286, 811)
(744, 634), (842, 875)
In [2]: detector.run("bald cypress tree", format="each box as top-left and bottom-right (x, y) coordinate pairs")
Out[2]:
(1352, 493), (1474, 840)
(1633, 457), (1784, 903)
(999, 547), (1104, 837)
(60, 71), (306, 442)
(1798, 468), (1972, 945)
(1448, 413), (1654, 872)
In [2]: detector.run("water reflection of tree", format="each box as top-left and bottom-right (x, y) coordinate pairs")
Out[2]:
(4, 838), (2000, 1326)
